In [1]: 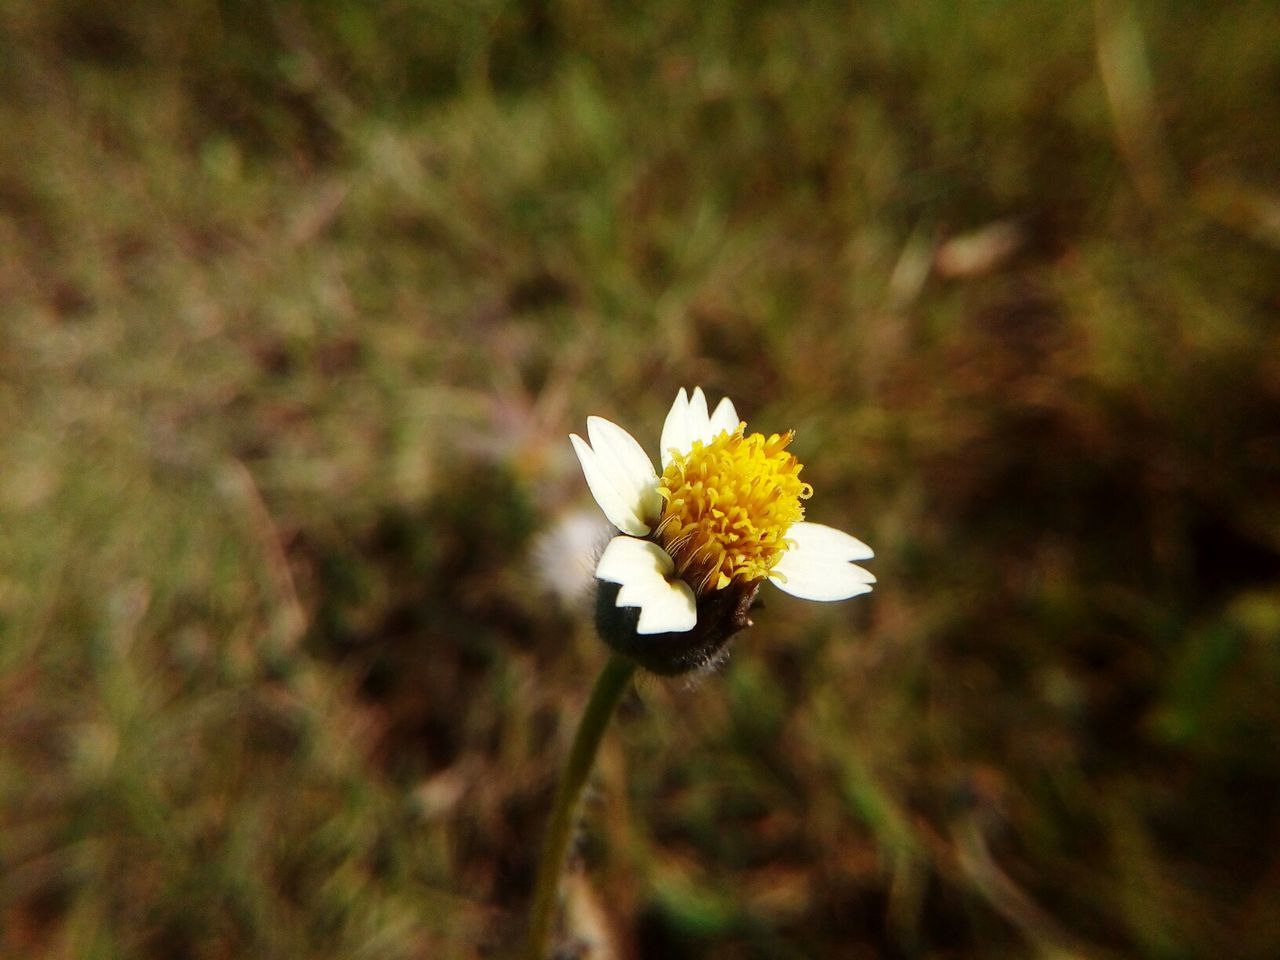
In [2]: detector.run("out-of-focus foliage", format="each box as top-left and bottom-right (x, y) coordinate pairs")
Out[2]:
(2, 0), (1278, 957)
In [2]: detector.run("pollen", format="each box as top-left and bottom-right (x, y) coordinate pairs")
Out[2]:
(655, 425), (812, 594)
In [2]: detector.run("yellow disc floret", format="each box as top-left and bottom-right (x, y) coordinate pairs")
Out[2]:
(655, 425), (812, 594)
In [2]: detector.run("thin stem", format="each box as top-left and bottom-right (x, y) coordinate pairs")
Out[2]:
(525, 653), (636, 960)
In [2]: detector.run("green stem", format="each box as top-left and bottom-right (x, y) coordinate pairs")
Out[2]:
(525, 653), (637, 960)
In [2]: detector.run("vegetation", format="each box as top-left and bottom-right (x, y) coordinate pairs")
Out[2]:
(2, 1), (1278, 956)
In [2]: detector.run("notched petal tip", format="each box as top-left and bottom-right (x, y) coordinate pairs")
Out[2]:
(635, 587), (698, 634)
(769, 565), (875, 601)
(595, 537), (697, 635)
(663, 386), (740, 461)
(594, 561), (760, 675)
(769, 521), (876, 602)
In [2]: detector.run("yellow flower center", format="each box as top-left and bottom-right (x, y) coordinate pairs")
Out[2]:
(655, 425), (812, 594)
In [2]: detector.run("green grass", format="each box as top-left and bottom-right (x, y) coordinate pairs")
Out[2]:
(2, 0), (1279, 956)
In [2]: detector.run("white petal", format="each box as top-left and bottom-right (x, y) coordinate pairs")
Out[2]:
(660, 387), (691, 469)
(586, 416), (662, 525)
(770, 559), (876, 602)
(661, 386), (736, 467)
(784, 521), (874, 561)
(596, 536), (697, 634)
(596, 534), (659, 583)
(570, 434), (651, 535)
(769, 521), (876, 601)
(687, 386), (711, 442)
(708, 396), (740, 438)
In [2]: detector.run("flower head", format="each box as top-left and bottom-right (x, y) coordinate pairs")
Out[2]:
(570, 388), (874, 674)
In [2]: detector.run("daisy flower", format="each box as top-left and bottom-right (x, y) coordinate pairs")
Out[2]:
(570, 387), (874, 673)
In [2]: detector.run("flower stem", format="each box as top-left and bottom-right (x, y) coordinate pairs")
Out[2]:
(525, 653), (637, 960)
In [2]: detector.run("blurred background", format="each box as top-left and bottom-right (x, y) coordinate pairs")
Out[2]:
(2, 1), (1278, 957)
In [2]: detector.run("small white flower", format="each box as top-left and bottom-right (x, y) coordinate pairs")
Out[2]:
(570, 387), (874, 637)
